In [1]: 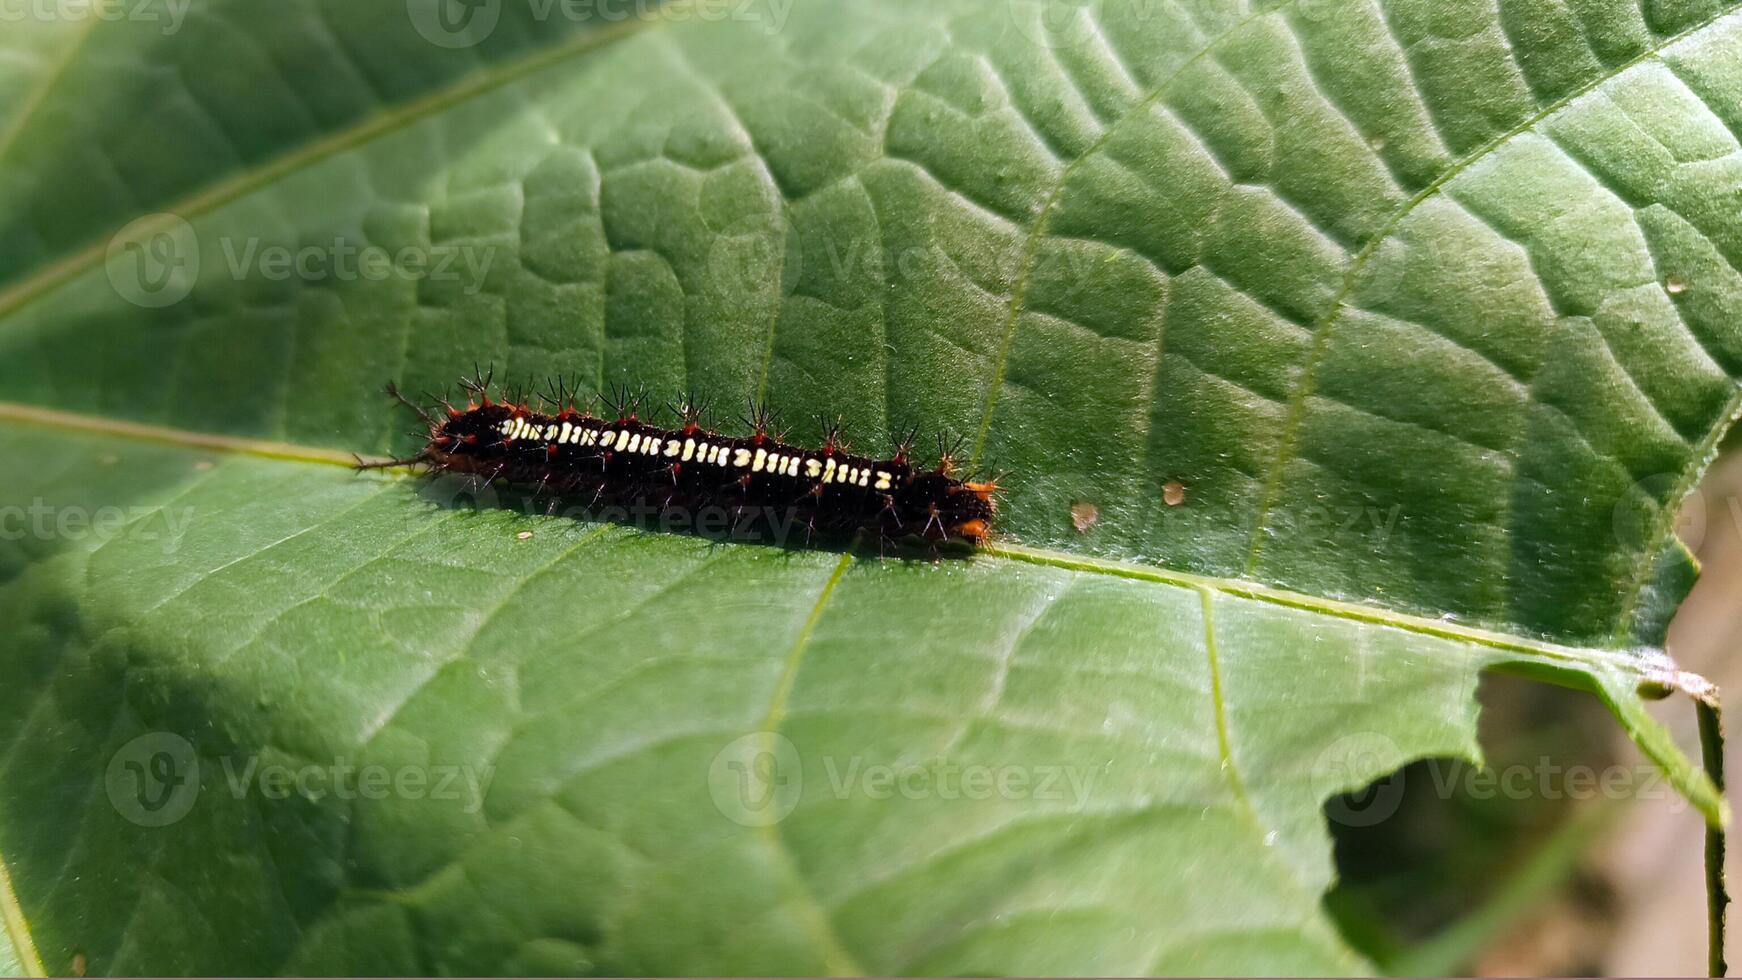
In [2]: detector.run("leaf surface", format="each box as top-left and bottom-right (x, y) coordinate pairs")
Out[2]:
(0, 0), (1736, 974)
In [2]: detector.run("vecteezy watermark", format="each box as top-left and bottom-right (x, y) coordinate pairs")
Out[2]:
(105, 213), (200, 308)
(0, 499), (194, 554)
(1314, 732), (1407, 827)
(708, 732), (803, 827)
(105, 732), (200, 827)
(1003, 0), (1344, 55)
(105, 212), (498, 308)
(1613, 472), (1707, 552)
(419, 471), (851, 549)
(706, 732), (1098, 827)
(0, 0), (189, 35)
(1316, 732), (1682, 828)
(1604, 468), (1742, 556)
(820, 757), (1094, 804)
(106, 732), (495, 827)
(1262, 501), (1403, 555)
(217, 237), (497, 296)
(703, 223), (1120, 306)
(1419, 758), (1675, 806)
(216, 755), (494, 814)
(406, 0), (795, 49)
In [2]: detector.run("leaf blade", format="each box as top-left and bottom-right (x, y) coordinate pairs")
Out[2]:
(0, 0), (1737, 974)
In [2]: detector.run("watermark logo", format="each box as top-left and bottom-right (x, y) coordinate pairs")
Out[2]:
(709, 731), (803, 827)
(707, 732), (1098, 827)
(105, 213), (199, 308)
(1004, 0), (1102, 53)
(1315, 732), (1405, 827)
(1315, 736), (1683, 829)
(1295, 0), (1344, 23)
(216, 756), (494, 813)
(106, 732), (200, 827)
(106, 734), (495, 825)
(1266, 501), (1404, 553)
(217, 237), (497, 296)
(420, 470), (505, 515)
(705, 213), (802, 301)
(420, 475), (845, 548)
(0, 499), (195, 554)
(105, 215), (499, 308)
(0, 0), (190, 35)
(1613, 473), (1705, 553)
(409, 0), (794, 49)
(407, 0), (502, 48)
(820, 757), (1095, 805)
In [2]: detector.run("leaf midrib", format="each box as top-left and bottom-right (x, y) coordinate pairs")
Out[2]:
(0, 6), (1731, 973)
(0, 856), (44, 979)
(0, 399), (1690, 690)
(2, 0), (1731, 658)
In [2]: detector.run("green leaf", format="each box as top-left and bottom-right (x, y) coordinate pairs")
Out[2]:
(1, 858), (41, 978)
(0, 0), (1735, 974)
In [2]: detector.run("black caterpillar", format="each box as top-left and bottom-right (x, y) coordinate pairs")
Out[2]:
(359, 370), (999, 549)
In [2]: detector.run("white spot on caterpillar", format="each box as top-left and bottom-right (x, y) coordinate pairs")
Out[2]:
(682, 438), (696, 461)
(805, 459), (823, 478)
(664, 439), (682, 457)
(643, 437), (662, 455)
(734, 448), (752, 468)
(601, 431), (618, 448)
(875, 471), (893, 490)
(752, 448), (769, 473)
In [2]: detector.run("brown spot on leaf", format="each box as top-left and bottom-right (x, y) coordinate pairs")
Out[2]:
(1163, 481), (1186, 507)
(1070, 501), (1099, 533)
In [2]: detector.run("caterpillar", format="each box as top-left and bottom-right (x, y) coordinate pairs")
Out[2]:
(359, 370), (999, 550)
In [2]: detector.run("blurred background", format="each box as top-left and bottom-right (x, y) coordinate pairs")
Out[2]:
(1326, 436), (1741, 977)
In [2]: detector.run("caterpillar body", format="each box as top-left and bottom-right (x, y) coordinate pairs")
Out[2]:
(361, 374), (999, 549)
